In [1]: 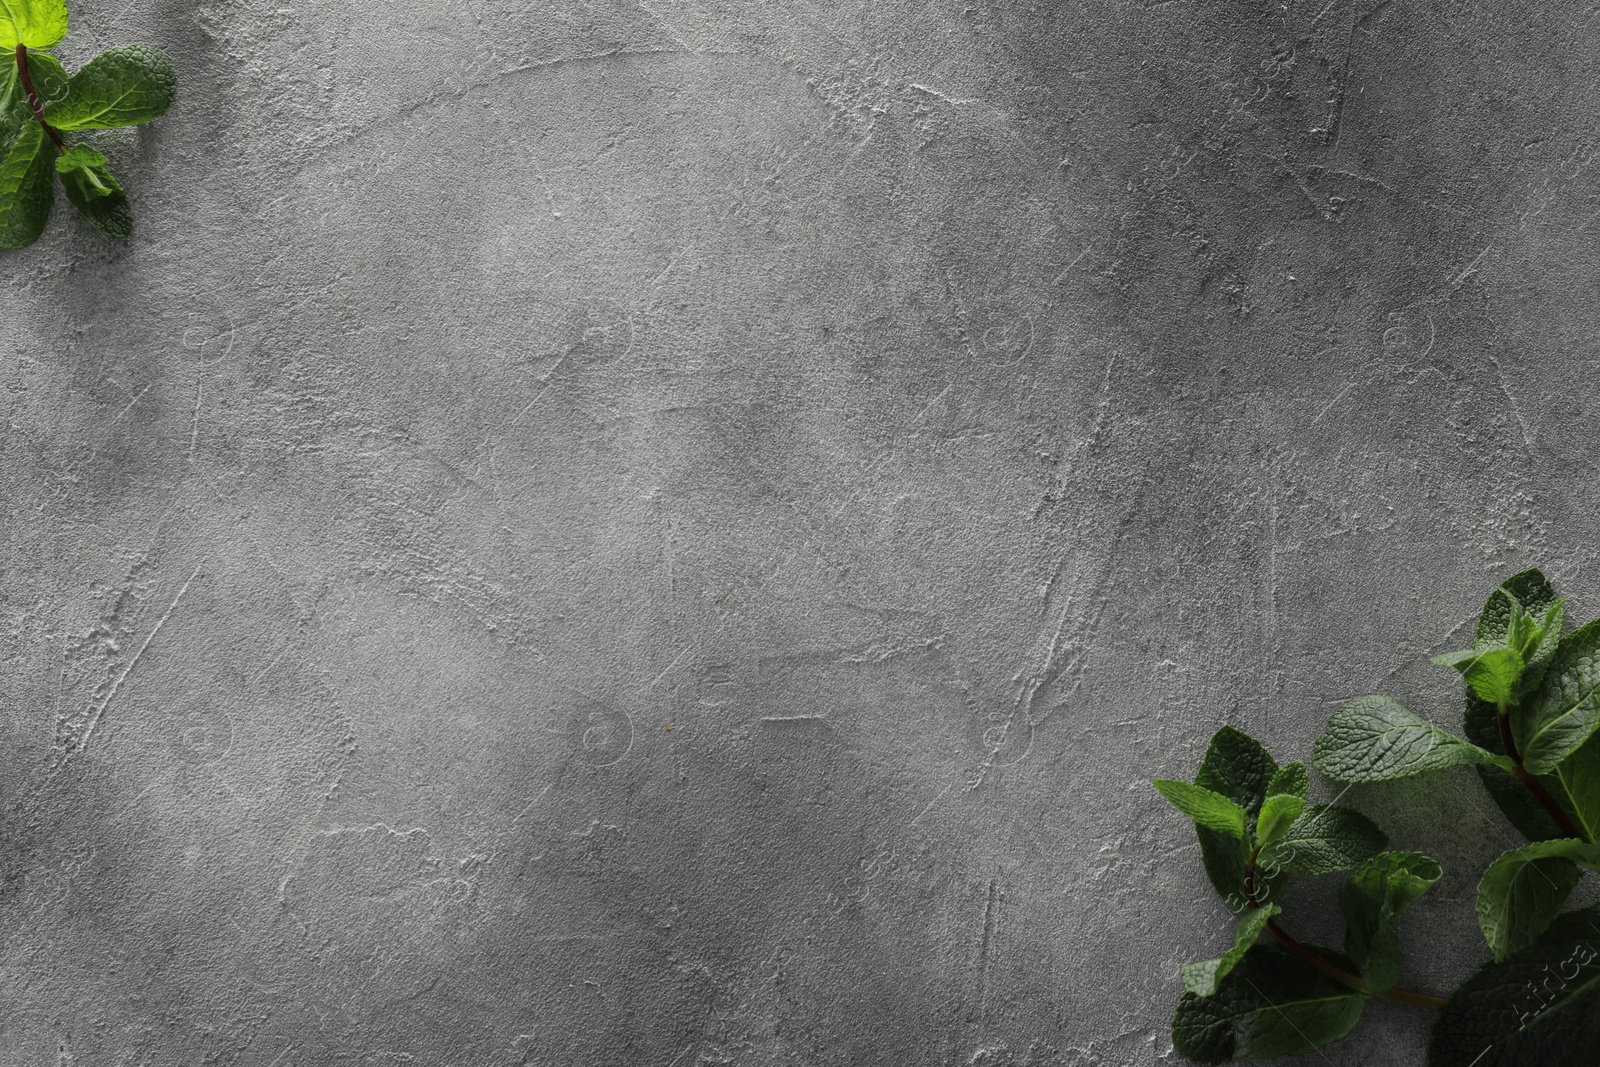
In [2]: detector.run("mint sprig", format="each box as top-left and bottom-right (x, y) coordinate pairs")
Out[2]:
(1159, 567), (1600, 1065)
(0, 1), (174, 246)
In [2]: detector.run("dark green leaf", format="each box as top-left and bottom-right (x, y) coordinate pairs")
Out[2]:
(1340, 851), (1442, 991)
(1556, 729), (1600, 844)
(1518, 619), (1600, 774)
(1197, 828), (1253, 911)
(1465, 692), (1578, 842)
(1266, 761), (1309, 800)
(1314, 695), (1508, 782)
(55, 143), (130, 238)
(1195, 725), (1278, 819)
(0, 118), (55, 248)
(46, 44), (175, 131)
(1428, 906), (1600, 1067)
(1260, 804), (1386, 876)
(1523, 599), (1568, 695)
(1477, 839), (1600, 961)
(1477, 569), (1558, 650)
(1172, 944), (1366, 1064)
(1153, 779), (1249, 839)
(1181, 905), (1281, 997)
(1189, 727), (1283, 909)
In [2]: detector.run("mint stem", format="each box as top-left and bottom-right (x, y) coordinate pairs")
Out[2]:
(15, 45), (66, 153)
(1244, 849), (1448, 1011)
(1495, 699), (1589, 842)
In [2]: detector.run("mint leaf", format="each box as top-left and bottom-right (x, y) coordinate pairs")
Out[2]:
(0, 0), (68, 49)
(1181, 905), (1281, 997)
(1314, 695), (1508, 781)
(0, 64), (25, 141)
(46, 44), (175, 131)
(1195, 725), (1277, 817)
(1340, 851), (1442, 991)
(19, 47), (66, 110)
(1260, 804), (1386, 876)
(1192, 726), (1281, 908)
(1522, 598), (1568, 696)
(1476, 839), (1600, 960)
(1433, 646), (1525, 707)
(0, 119), (55, 248)
(1153, 779), (1249, 839)
(1465, 692), (1580, 842)
(1556, 729), (1600, 843)
(1517, 619), (1600, 774)
(1266, 761), (1309, 799)
(1255, 793), (1306, 849)
(1428, 906), (1600, 1067)
(1, 51), (65, 144)
(55, 143), (130, 238)
(1477, 569), (1558, 650)
(1172, 944), (1366, 1064)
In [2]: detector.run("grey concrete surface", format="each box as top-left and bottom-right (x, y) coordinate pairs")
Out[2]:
(4, 0), (1600, 1063)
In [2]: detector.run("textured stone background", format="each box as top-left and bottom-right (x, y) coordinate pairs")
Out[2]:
(4, 1), (1600, 1064)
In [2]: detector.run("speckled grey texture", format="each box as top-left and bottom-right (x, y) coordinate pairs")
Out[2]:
(3, 1), (1599, 1064)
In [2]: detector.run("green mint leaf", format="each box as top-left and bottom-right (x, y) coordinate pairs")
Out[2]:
(46, 44), (175, 131)
(0, 119), (55, 249)
(1197, 829), (1254, 911)
(1171, 944), (1366, 1064)
(1180, 904), (1281, 997)
(1314, 695), (1508, 782)
(3, 50), (66, 137)
(54, 143), (130, 238)
(1265, 761), (1309, 799)
(0, 63), (24, 139)
(1501, 567), (1560, 614)
(1428, 905), (1600, 1067)
(1433, 646), (1526, 707)
(1517, 619), (1600, 774)
(0, 0), (67, 49)
(1465, 692), (1581, 842)
(1476, 569), (1558, 651)
(1255, 793), (1306, 849)
(1188, 727), (1280, 908)
(1259, 804), (1387, 876)
(1339, 851), (1442, 991)
(1153, 779), (1249, 840)
(1476, 839), (1600, 961)
(1194, 725), (1278, 818)
(1523, 598), (1569, 694)
(1556, 729), (1600, 843)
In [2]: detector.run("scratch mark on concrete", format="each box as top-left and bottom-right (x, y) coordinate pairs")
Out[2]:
(68, 561), (203, 758)
(909, 784), (953, 826)
(1449, 245), (1493, 291)
(513, 782), (557, 825)
(1310, 381), (1356, 425)
(1050, 244), (1092, 285)
(250, 641), (296, 686)
(187, 379), (204, 463)
(973, 877), (1002, 1037)
(650, 646), (694, 687)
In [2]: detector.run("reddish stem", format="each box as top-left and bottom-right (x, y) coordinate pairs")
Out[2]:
(14, 44), (65, 153)
(1244, 852), (1447, 1011)
(1497, 703), (1589, 842)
